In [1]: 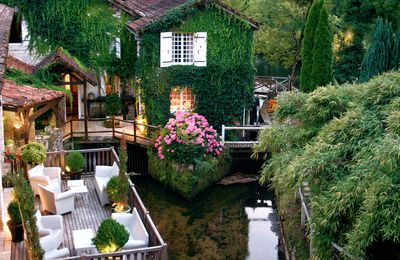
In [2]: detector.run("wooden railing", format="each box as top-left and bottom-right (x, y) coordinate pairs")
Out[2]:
(48, 147), (167, 260)
(61, 117), (159, 146)
(45, 147), (118, 175)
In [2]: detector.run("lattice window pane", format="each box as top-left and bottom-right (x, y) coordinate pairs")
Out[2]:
(171, 33), (194, 65)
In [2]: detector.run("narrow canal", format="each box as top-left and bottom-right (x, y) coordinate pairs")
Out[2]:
(133, 177), (284, 259)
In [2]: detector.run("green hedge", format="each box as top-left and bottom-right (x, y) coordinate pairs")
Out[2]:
(148, 149), (231, 200)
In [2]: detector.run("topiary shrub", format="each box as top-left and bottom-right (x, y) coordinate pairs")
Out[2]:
(106, 176), (128, 203)
(92, 218), (129, 253)
(65, 151), (85, 171)
(105, 93), (122, 116)
(21, 143), (46, 165)
(7, 201), (22, 225)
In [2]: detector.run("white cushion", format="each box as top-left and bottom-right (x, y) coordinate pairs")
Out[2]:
(111, 162), (119, 177)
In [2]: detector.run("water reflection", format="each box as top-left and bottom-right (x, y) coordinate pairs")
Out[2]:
(133, 177), (283, 259)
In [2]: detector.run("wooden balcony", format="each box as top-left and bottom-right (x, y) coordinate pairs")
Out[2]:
(61, 117), (159, 147)
(12, 147), (167, 260)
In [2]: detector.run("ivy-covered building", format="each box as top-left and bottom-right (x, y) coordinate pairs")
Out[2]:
(110, 0), (258, 129)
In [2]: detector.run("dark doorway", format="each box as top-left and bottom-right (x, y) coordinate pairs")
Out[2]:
(67, 84), (79, 118)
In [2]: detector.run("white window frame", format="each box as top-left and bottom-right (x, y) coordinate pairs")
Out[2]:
(170, 87), (196, 112)
(160, 32), (207, 67)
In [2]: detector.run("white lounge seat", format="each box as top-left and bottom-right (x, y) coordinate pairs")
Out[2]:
(40, 235), (70, 260)
(35, 210), (63, 250)
(38, 183), (75, 215)
(94, 162), (119, 206)
(111, 208), (149, 249)
(28, 165), (61, 196)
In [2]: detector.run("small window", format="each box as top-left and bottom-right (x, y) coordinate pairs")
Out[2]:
(172, 33), (194, 64)
(160, 32), (207, 67)
(170, 87), (195, 112)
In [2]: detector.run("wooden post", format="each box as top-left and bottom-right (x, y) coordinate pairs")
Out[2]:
(60, 150), (65, 173)
(112, 116), (115, 138)
(83, 80), (88, 140)
(23, 109), (30, 144)
(70, 120), (73, 138)
(133, 119), (137, 144)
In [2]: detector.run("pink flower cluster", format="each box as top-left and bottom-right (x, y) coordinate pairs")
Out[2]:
(154, 111), (224, 161)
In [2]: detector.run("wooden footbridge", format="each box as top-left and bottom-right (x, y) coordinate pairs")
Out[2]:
(221, 125), (271, 149)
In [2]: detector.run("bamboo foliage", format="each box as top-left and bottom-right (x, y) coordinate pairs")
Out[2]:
(255, 72), (400, 258)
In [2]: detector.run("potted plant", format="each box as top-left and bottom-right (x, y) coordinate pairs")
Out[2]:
(21, 143), (46, 166)
(65, 151), (85, 180)
(105, 93), (122, 128)
(7, 201), (24, 242)
(92, 218), (129, 253)
(106, 176), (129, 213)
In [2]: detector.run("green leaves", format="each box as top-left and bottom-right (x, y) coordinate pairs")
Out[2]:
(257, 71), (400, 257)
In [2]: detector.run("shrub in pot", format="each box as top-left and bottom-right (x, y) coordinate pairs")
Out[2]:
(65, 151), (85, 180)
(105, 93), (122, 128)
(7, 201), (24, 242)
(92, 218), (129, 253)
(106, 176), (129, 213)
(21, 143), (46, 166)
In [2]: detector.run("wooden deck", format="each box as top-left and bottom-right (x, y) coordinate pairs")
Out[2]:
(11, 176), (111, 259)
(61, 118), (158, 147)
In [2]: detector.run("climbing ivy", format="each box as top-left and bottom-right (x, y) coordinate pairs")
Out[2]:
(136, 4), (254, 129)
(1, 0), (136, 82)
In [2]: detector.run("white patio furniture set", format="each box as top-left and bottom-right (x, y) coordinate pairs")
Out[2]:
(26, 163), (149, 258)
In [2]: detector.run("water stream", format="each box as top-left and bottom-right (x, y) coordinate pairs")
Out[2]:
(133, 177), (284, 260)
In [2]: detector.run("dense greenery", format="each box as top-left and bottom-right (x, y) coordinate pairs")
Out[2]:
(65, 151), (85, 171)
(7, 201), (22, 225)
(360, 18), (393, 82)
(92, 218), (129, 253)
(148, 149), (230, 200)
(310, 1), (333, 89)
(332, 0), (400, 83)
(254, 72), (400, 258)
(13, 173), (44, 259)
(299, 0), (322, 92)
(21, 143), (46, 165)
(136, 4), (254, 129)
(105, 93), (122, 116)
(5, 68), (72, 101)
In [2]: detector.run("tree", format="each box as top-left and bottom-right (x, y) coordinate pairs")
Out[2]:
(360, 17), (393, 82)
(300, 0), (323, 92)
(331, 0), (400, 83)
(390, 31), (400, 69)
(310, 2), (333, 89)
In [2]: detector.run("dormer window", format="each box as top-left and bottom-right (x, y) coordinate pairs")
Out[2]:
(160, 32), (207, 67)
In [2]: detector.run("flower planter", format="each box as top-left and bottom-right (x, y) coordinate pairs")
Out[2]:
(148, 150), (231, 200)
(111, 205), (131, 214)
(7, 221), (24, 242)
(67, 169), (83, 180)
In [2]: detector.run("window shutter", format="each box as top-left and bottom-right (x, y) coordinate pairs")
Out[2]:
(160, 32), (173, 67)
(115, 37), (121, 59)
(193, 32), (207, 67)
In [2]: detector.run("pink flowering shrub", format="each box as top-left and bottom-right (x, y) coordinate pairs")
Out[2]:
(154, 111), (224, 164)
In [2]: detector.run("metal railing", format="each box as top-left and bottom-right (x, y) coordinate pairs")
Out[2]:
(297, 187), (357, 259)
(221, 125), (270, 147)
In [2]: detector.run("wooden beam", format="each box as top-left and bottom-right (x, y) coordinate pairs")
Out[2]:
(84, 80), (88, 140)
(28, 100), (57, 123)
(55, 97), (66, 127)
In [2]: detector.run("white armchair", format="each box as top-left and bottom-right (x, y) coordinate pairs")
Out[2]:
(111, 208), (149, 249)
(35, 210), (63, 249)
(28, 165), (61, 196)
(38, 183), (75, 215)
(40, 235), (70, 260)
(94, 162), (119, 206)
